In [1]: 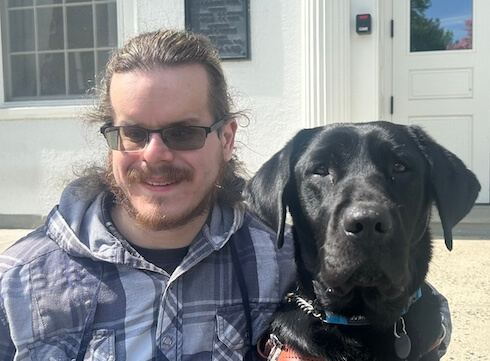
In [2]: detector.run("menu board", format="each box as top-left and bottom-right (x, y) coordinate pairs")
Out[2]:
(185, 0), (250, 60)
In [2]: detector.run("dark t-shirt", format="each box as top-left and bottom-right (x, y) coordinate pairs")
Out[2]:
(129, 243), (189, 274)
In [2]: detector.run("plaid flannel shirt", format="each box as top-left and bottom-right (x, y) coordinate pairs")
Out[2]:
(0, 179), (296, 360)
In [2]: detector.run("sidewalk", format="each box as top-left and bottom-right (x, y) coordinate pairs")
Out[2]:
(428, 239), (490, 360)
(0, 229), (32, 253)
(1, 230), (489, 360)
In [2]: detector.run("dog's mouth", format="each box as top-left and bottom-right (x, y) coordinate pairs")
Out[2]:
(325, 275), (404, 300)
(313, 271), (409, 327)
(323, 260), (405, 290)
(316, 262), (407, 314)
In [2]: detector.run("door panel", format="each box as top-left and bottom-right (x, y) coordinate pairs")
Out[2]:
(393, 0), (489, 203)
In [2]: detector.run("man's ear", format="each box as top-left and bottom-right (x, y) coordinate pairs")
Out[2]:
(221, 118), (237, 161)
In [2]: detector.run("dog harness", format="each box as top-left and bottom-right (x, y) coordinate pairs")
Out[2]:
(257, 287), (445, 360)
(257, 333), (323, 361)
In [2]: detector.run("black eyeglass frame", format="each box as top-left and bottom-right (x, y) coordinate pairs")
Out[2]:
(100, 117), (227, 152)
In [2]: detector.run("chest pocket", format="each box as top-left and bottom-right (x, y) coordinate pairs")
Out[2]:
(27, 332), (82, 361)
(214, 304), (276, 361)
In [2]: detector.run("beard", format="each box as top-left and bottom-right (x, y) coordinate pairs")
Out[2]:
(103, 156), (223, 231)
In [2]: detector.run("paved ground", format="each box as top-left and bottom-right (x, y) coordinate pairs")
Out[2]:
(427, 239), (490, 360)
(1, 230), (489, 360)
(0, 229), (32, 254)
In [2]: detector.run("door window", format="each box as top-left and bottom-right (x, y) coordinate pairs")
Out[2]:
(410, 0), (472, 52)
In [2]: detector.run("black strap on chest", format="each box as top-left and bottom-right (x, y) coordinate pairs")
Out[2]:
(76, 263), (104, 361)
(229, 236), (255, 361)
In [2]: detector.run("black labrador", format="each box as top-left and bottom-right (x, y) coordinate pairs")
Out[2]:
(245, 121), (480, 361)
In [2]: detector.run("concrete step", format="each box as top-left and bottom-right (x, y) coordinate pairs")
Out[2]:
(430, 205), (490, 240)
(1, 205), (488, 240)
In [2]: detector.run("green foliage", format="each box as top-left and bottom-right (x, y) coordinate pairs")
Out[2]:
(410, 0), (454, 51)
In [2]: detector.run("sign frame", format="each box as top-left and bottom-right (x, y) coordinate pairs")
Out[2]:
(185, 0), (250, 60)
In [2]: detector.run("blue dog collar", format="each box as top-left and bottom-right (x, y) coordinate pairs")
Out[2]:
(323, 311), (370, 326)
(401, 287), (422, 315)
(289, 287), (422, 326)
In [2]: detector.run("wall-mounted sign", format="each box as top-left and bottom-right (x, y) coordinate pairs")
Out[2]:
(185, 0), (250, 60)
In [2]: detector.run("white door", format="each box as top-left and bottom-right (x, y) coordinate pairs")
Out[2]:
(392, 0), (489, 203)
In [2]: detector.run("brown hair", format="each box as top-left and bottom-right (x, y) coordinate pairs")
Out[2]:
(87, 28), (236, 125)
(84, 28), (247, 207)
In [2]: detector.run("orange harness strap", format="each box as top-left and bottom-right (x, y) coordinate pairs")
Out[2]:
(256, 334), (323, 361)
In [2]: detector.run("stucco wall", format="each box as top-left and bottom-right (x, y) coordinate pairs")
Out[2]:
(0, 114), (106, 217)
(0, 1), (304, 218)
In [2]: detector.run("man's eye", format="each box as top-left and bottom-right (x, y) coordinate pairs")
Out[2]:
(169, 128), (189, 137)
(121, 128), (146, 141)
(167, 127), (196, 140)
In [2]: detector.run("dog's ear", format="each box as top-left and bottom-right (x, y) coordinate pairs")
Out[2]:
(409, 125), (481, 250)
(245, 127), (321, 248)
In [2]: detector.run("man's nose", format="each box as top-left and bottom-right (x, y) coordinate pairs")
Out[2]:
(142, 133), (174, 162)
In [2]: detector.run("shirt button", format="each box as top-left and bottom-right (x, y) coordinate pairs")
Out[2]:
(162, 336), (173, 348)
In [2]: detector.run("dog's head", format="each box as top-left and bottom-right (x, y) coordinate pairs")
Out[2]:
(245, 121), (480, 325)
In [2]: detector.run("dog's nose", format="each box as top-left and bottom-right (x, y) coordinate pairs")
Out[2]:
(342, 205), (393, 239)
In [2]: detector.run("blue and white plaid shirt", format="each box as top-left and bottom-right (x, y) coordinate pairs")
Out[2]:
(0, 179), (296, 360)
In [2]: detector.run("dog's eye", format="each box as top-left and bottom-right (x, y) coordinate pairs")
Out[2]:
(392, 163), (407, 173)
(313, 165), (330, 176)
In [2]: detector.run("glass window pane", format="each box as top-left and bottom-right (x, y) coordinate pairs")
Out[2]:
(9, 9), (35, 52)
(8, 0), (33, 7)
(96, 3), (118, 47)
(37, 0), (63, 5)
(38, 7), (64, 51)
(96, 49), (111, 74)
(11, 54), (37, 97)
(68, 51), (95, 94)
(67, 6), (94, 49)
(40, 53), (65, 96)
(411, 0), (473, 52)
(3, 0), (117, 101)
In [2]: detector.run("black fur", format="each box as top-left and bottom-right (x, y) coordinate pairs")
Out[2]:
(245, 121), (480, 360)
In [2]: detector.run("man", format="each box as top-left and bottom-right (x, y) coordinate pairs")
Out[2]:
(0, 29), (295, 360)
(0, 29), (451, 360)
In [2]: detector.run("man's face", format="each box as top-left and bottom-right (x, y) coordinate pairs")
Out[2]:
(107, 64), (236, 231)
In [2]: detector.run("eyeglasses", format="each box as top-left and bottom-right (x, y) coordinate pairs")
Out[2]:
(100, 118), (226, 152)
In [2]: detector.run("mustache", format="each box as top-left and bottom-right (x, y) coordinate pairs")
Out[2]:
(127, 165), (194, 184)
